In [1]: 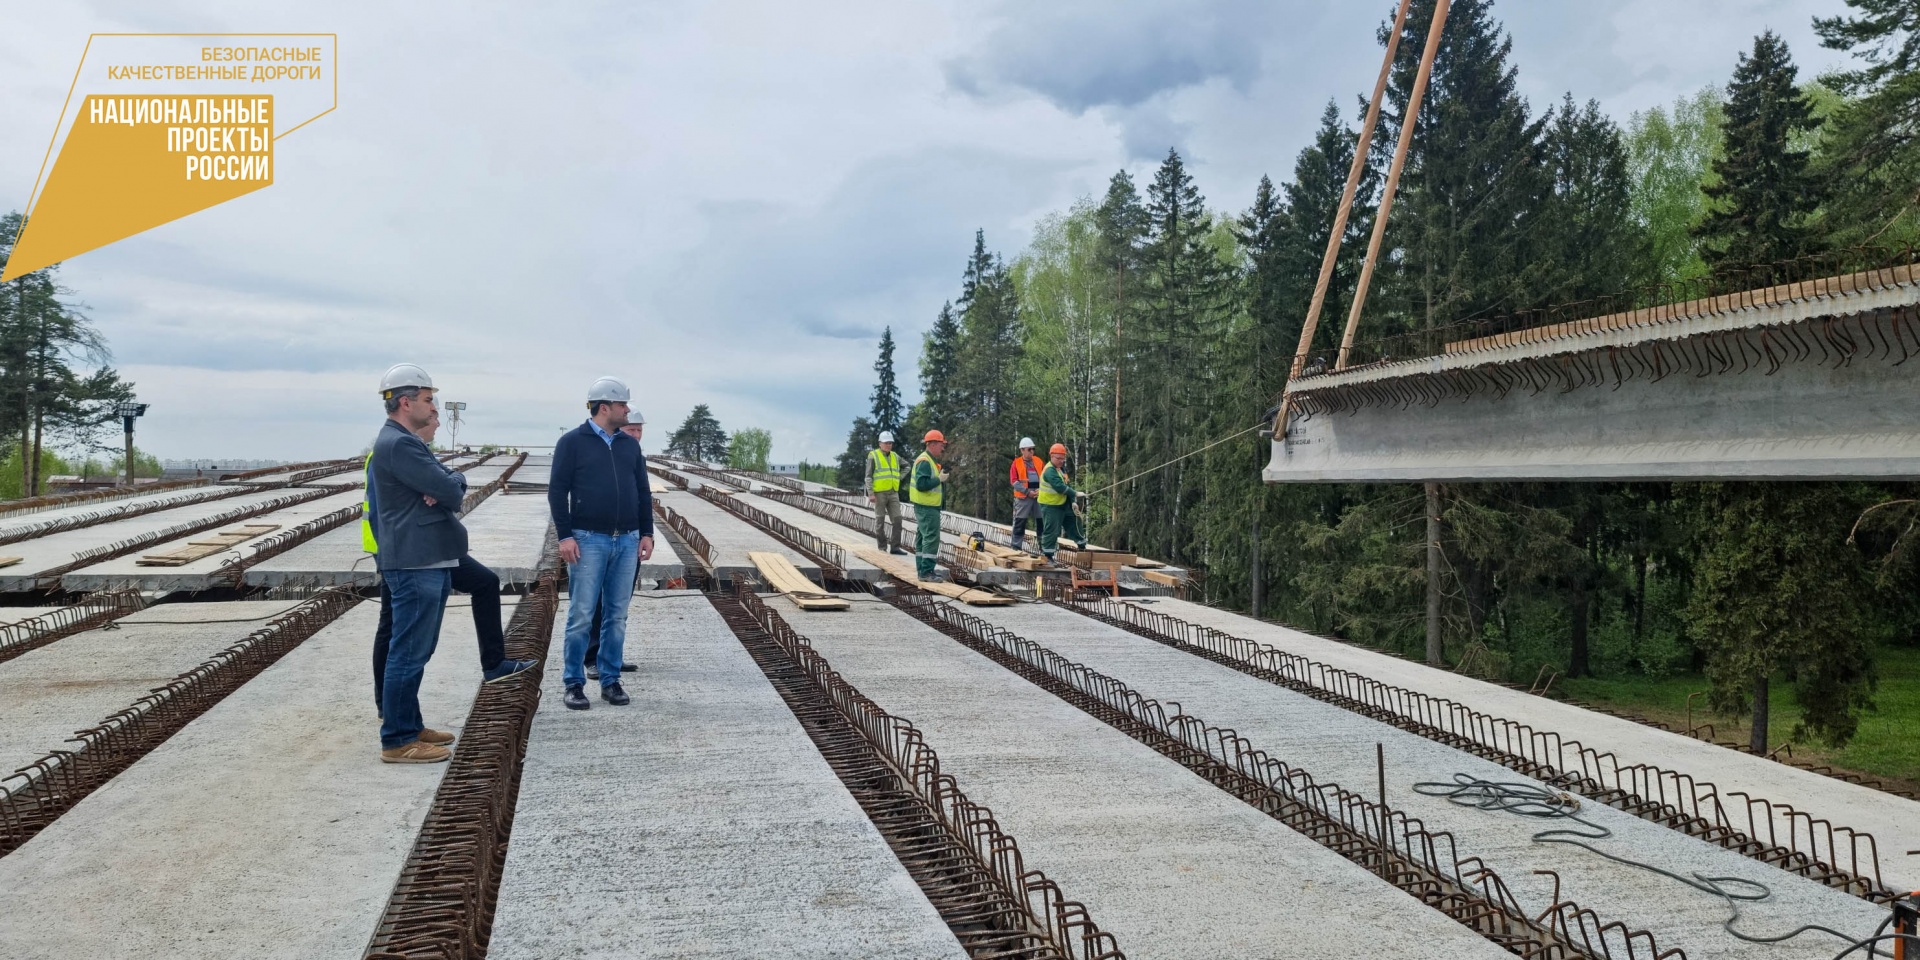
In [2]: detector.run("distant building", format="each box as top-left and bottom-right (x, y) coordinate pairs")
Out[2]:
(766, 463), (799, 477)
(45, 475), (166, 493)
(160, 459), (286, 481)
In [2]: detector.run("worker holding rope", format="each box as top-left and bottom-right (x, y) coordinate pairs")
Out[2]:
(1038, 442), (1085, 563)
(908, 430), (951, 581)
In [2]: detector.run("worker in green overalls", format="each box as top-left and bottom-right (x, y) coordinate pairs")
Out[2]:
(909, 429), (951, 581)
(1038, 442), (1085, 563)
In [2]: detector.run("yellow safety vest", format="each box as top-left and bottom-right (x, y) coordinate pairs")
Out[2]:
(360, 450), (379, 553)
(1038, 463), (1071, 506)
(909, 451), (944, 508)
(868, 448), (903, 492)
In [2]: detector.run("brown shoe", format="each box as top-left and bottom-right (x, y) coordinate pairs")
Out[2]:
(417, 728), (456, 746)
(381, 740), (451, 764)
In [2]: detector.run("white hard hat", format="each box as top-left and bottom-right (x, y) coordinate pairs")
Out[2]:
(1019, 437), (1035, 449)
(380, 363), (432, 396)
(631, 409), (645, 425)
(878, 430), (895, 443)
(587, 376), (631, 403)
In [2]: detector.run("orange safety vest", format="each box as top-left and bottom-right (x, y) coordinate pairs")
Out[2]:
(1010, 454), (1044, 499)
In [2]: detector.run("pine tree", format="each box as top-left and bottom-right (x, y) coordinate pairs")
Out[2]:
(1694, 31), (1827, 270)
(665, 404), (728, 462)
(1374, 0), (1547, 332)
(1686, 482), (1878, 751)
(869, 327), (903, 436)
(1537, 95), (1641, 303)
(954, 230), (1023, 519)
(1815, 1), (1920, 245)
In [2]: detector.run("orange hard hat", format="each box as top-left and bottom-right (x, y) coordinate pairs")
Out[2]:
(924, 429), (946, 443)
(1049, 442), (1068, 456)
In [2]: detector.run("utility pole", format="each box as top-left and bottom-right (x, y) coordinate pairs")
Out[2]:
(117, 401), (148, 487)
(1425, 482), (1443, 666)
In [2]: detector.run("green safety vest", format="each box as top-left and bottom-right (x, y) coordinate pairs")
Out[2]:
(360, 450), (379, 553)
(1038, 463), (1071, 506)
(868, 448), (903, 492)
(909, 451), (944, 508)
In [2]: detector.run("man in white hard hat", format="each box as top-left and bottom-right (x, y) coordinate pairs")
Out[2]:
(585, 408), (647, 680)
(1008, 437), (1043, 553)
(370, 363), (471, 764)
(549, 377), (655, 711)
(863, 429), (906, 554)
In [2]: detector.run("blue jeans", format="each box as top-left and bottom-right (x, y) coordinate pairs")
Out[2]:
(381, 567), (453, 749)
(563, 530), (638, 689)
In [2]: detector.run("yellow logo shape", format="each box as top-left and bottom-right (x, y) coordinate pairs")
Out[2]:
(3, 94), (274, 281)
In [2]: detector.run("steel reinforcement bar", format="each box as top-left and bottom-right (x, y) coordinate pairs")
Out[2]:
(897, 595), (1679, 960)
(717, 582), (1125, 960)
(0, 587), (361, 857)
(363, 555), (559, 960)
(209, 505), (366, 589)
(218, 457), (358, 484)
(676, 464), (751, 491)
(692, 486), (849, 578)
(35, 486), (341, 588)
(0, 484), (255, 547)
(652, 500), (712, 573)
(762, 489), (883, 540)
(0, 589), (147, 666)
(458, 452), (526, 517)
(645, 464), (686, 491)
(0, 476), (214, 521)
(1044, 586), (1893, 901)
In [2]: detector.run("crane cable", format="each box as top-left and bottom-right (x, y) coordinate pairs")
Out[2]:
(1079, 420), (1268, 504)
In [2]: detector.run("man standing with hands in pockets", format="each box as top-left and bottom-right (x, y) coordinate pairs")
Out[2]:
(549, 376), (654, 711)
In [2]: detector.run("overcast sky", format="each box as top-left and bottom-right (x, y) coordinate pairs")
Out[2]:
(0, 0), (1860, 463)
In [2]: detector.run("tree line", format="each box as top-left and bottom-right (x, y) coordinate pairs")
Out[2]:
(0, 213), (140, 499)
(833, 0), (1920, 753)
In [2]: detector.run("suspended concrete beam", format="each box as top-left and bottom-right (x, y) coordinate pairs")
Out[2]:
(1268, 265), (1920, 482)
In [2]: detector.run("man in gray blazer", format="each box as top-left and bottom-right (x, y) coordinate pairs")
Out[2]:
(371, 363), (470, 763)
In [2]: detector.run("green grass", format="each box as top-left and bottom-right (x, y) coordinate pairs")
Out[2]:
(1560, 644), (1920, 790)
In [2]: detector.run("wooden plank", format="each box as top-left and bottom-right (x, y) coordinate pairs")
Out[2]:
(849, 546), (1014, 606)
(1057, 547), (1137, 568)
(1141, 570), (1182, 587)
(136, 523), (280, 567)
(748, 551), (849, 611)
(0, 557), (20, 569)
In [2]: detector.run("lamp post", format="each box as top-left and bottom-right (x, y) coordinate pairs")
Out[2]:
(117, 401), (148, 487)
(444, 401), (467, 450)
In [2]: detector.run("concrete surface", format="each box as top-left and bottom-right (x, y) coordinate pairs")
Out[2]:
(0, 485), (239, 539)
(1138, 597), (1920, 893)
(964, 601), (1888, 959)
(730, 490), (885, 581)
(61, 489), (366, 593)
(462, 492), (554, 584)
(0, 487), (326, 592)
(0, 598), (504, 960)
(489, 594), (965, 960)
(1271, 290), (1920, 481)
(242, 523), (378, 589)
(782, 599), (1515, 960)
(0, 601), (304, 779)
(655, 491), (819, 583)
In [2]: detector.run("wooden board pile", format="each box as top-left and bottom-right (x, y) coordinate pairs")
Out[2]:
(748, 551), (849, 611)
(851, 546), (1013, 606)
(135, 524), (280, 567)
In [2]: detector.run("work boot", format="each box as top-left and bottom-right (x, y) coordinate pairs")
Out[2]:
(381, 740), (451, 764)
(417, 728), (456, 746)
(586, 665), (599, 681)
(620, 662), (638, 673)
(483, 658), (537, 684)
(602, 682), (631, 706)
(564, 684), (591, 710)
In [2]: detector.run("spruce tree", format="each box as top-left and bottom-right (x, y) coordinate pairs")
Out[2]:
(912, 301), (962, 438)
(1695, 31), (1826, 270)
(1815, 1), (1920, 244)
(665, 404), (728, 462)
(1093, 170), (1148, 499)
(955, 230), (1023, 518)
(868, 326), (903, 437)
(1538, 95), (1641, 303)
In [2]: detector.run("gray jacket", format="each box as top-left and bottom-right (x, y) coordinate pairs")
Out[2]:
(370, 418), (468, 570)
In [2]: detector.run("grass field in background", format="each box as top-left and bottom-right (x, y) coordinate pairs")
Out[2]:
(1561, 644), (1920, 790)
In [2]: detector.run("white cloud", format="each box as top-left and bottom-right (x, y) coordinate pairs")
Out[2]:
(0, 0), (1860, 462)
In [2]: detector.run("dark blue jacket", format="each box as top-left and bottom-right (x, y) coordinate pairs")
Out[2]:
(370, 419), (469, 569)
(549, 421), (654, 542)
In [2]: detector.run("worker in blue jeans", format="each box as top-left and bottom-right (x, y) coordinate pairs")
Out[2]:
(549, 376), (654, 710)
(370, 363), (472, 764)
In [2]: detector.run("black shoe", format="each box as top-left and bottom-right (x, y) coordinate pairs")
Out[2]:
(483, 658), (537, 684)
(620, 662), (638, 673)
(602, 682), (630, 706)
(586, 665), (600, 681)
(563, 684), (590, 710)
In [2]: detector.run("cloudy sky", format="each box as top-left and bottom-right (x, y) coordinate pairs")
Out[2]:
(0, 0), (1860, 463)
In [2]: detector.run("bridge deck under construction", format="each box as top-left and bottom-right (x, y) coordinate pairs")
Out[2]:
(0, 464), (1913, 959)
